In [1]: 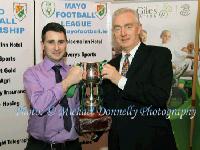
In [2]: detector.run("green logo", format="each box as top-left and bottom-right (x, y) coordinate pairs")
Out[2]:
(13, 3), (27, 21)
(41, 1), (55, 18)
(95, 3), (107, 20)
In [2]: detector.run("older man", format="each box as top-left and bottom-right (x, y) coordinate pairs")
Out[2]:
(102, 8), (177, 150)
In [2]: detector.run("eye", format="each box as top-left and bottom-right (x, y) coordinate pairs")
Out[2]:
(125, 25), (133, 29)
(47, 40), (55, 44)
(58, 40), (65, 44)
(113, 26), (121, 32)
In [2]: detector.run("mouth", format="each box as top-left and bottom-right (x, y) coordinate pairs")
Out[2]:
(121, 38), (129, 42)
(53, 52), (61, 56)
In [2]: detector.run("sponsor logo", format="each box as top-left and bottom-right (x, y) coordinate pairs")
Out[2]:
(180, 4), (190, 16)
(13, 3), (27, 21)
(137, 6), (158, 18)
(95, 3), (107, 20)
(137, 4), (174, 19)
(158, 10), (168, 18)
(159, 3), (172, 18)
(41, 1), (55, 18)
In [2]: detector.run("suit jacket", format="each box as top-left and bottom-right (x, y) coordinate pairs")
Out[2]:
(102, 43), (173, 128)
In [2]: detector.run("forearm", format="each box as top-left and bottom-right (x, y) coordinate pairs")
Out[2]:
(25, 83), (63, 113)
(62, 78), (71, 93)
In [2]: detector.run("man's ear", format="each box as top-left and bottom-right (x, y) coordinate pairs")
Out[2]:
(40, 41), (44, 50)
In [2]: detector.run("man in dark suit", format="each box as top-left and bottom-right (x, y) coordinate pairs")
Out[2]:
(101, 8), (177, 150)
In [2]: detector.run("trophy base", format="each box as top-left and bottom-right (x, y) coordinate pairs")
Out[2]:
(79, 112), (103, 119)
(75, 115), (112, 134)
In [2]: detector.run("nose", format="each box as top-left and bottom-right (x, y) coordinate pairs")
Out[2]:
(54, 43), (59, 51)
(120, 27), (127, 36)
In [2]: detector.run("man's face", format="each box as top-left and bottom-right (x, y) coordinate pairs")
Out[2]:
(187, 42), (194, 53)
(113, 12), (141, 53)
(161, 31), (171, 44)
(41, 31), (67, 62)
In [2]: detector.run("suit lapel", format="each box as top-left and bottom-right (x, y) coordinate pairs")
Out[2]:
(126, 43), (150, 77)
(109, 43), (150, 77)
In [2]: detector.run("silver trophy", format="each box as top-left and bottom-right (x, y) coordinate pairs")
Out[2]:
(81, 62), (102, 117)
(75, 61), (112, 135)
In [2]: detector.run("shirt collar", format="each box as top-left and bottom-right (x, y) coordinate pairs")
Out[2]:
(43, 56), (67, 72)
(122, 42), (141, 58)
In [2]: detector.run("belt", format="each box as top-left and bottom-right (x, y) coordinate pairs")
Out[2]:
(29, 136), (78, 149)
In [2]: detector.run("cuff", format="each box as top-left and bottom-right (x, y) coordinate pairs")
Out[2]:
(117, 76), (127, 90)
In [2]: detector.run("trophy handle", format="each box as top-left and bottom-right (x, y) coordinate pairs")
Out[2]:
(66, 84), (77, 97)
(99, 60), (107, 83)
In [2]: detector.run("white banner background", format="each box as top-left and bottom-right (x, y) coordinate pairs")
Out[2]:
(112, 0), (197, 50)
(0, 0), (34, 149)
(35, 0), (112, 65)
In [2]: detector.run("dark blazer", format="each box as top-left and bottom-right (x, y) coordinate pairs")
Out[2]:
(103, 42), (173, 110)
(102, 43), (176, 150)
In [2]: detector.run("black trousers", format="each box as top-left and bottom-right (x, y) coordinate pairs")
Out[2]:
(25, 136), (82, 150)
(108, 119), (177, 150)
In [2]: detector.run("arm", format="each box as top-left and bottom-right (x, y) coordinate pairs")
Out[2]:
(23, 68), (62, 113)
(23, 66), (82, 113)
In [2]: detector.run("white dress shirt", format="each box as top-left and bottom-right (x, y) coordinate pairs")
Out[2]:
(118, 42), (141, 90)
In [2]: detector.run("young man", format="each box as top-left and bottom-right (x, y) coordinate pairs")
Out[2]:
(102, 8), (177, 150)
(23, 22), (82, 150)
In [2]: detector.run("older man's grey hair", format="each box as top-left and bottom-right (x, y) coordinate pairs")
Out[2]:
(112, 8), (140, 25)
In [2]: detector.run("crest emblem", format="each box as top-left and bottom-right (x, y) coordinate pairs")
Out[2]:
(41, 1), (55, 18)
(180, 4), (190, 16)
(13, 3), (27, 21)
(95, 3), (107, 20)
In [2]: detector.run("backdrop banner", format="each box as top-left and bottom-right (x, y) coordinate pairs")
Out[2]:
(0, 0), (34, 149)
(35, 0), (112, 65)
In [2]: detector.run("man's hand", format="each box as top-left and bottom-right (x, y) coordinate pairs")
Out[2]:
(102, 64), (122, 85)
(62, 66), (83, 92)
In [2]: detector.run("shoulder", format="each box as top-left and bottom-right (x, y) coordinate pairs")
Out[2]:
(147, 45), (170, 53)
(23, 62), (43, 77)
(146, 45), (172, 59)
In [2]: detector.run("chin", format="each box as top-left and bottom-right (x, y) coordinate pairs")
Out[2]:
(121, 45), (130, 49)
(51, 56), (62, 62)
